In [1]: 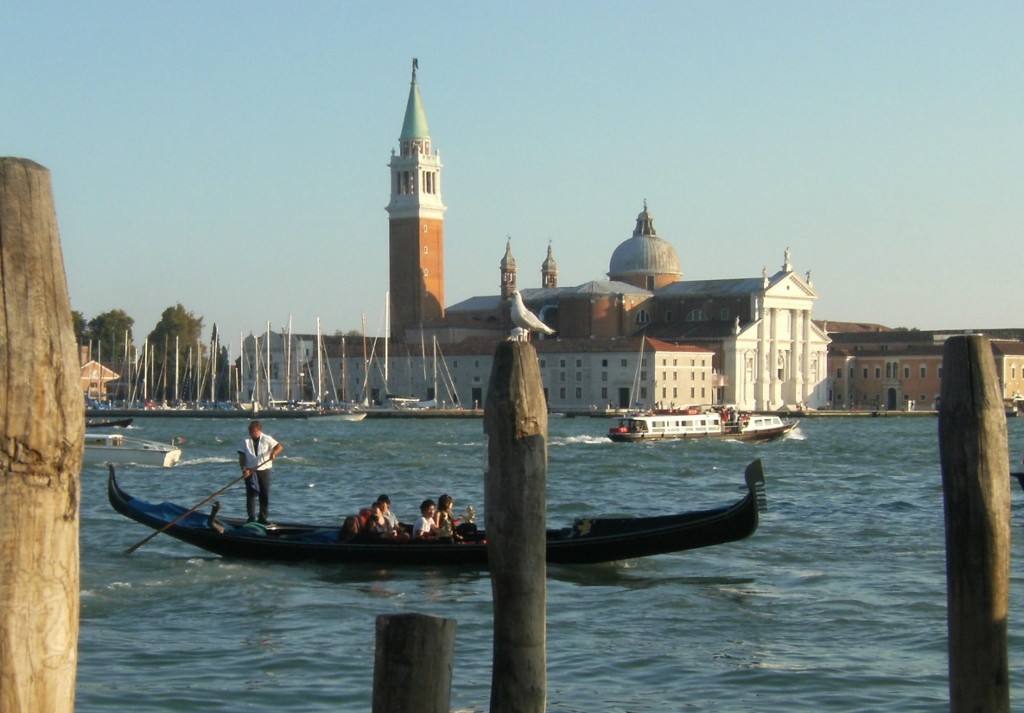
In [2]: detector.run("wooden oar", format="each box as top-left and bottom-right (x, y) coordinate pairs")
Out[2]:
(122, 457), (271, 555)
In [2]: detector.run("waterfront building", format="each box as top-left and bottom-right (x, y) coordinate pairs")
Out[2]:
(825, 327), (1024, 411)
(237, 330), (714, 413)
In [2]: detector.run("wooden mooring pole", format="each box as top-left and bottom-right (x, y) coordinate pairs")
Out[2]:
(938, 334), (1010, 712)
(372, 613), (456, 713)
(0, 158), (83, 712)
(484, 340), (547, 713)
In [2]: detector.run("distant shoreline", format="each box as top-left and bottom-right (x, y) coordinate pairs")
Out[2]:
(87, 407), (938, 420)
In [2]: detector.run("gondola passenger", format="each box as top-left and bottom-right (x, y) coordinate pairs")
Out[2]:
(413, 499), (439, 540)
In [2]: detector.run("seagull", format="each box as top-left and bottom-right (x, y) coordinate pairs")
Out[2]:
(510, 290), (555, 338)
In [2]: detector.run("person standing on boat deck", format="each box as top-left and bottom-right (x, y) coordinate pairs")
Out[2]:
(237, 420), (284, 524)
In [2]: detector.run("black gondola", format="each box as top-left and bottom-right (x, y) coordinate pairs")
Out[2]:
(86, 417), (134, 429)
(109, 460), (766, 566)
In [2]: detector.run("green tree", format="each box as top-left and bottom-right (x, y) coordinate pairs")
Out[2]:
(146, 304), (204, 401)
(71, 311), (88, 342)
(88, 309), (135, 359)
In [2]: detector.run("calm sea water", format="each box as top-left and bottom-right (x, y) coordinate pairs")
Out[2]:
(77, 414), (1024, 712)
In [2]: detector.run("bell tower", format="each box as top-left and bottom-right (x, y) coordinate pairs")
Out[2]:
(500, 238), (517, 301)
(386, 59), (446, 341)
(541, 242), (558, 288)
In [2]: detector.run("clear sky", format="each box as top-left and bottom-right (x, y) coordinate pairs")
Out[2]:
(5, 2), (1021, 354)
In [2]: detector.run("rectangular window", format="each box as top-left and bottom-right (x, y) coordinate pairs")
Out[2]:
(862, 368), (868, 379)
(576, 359), (583, 368)
(575, 387), (583, 399)
(874, 367), (881, 378)
(621, 359), (628, 367)
(601, 372), (608, 381)
(690, 387), (695, 398)
(602, 359), (608, 367)
(836, 369), (842, 379)
(576, 372), (582, 382)
(904, 366), (910, 378)
(600, 387), (607, 399)
(920, 366), (926, 378)
(559, 388), (566, 399)
(560, 359), (566, 368)
(560, 372), (566, 382)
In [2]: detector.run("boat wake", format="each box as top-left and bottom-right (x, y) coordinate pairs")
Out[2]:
(551, 434), (608, 446)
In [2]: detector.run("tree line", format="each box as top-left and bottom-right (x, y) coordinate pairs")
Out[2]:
(74, 303), (233, 403)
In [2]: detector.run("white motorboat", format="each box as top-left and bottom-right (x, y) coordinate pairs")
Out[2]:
(608, 408), (797, 443)
(83, 433), (182, 468)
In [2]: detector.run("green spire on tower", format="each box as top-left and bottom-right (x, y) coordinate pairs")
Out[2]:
(400, 58), (430, 141)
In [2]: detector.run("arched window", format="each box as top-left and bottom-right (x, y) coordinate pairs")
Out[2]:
(635, 309), (651, 324)
(685, 309), (708, 322)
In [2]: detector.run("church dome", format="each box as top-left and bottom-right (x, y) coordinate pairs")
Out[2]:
(608, 202), (682, 286)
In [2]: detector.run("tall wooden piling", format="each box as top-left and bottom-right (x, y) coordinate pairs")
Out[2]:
(484, 340), (547, 713)
(372, 613), (456, 713)
(0, 158), (83, 712)
(938, 334), (1010, 712)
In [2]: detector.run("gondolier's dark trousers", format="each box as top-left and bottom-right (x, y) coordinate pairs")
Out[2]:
(245, 469), (272, 523)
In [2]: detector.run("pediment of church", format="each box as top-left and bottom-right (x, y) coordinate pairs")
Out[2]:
(765, 271), (817, 299)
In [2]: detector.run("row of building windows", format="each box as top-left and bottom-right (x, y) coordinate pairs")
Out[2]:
(836, 365), (940, 380)
(541, 357), (707, 369)
(632, 308), (734, 325)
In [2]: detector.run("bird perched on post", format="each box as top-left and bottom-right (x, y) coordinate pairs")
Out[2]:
(509, 290), (555, 340)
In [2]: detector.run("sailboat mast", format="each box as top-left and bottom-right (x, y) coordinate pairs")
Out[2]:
(316, 317), (323, 406)
(340, 335), (347, 403)
(285, 316), (293, 402)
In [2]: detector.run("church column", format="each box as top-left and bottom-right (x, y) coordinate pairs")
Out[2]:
(802, 309), (812, 405)
(769, 307), (780, 408)
(755, 298), (768, 410)
(790, 309), (803, 406)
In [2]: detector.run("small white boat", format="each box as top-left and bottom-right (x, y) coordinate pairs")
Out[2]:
(608, 408), (797, 443)
(83, 433), (182, 468)
(317, 409), (368, 422)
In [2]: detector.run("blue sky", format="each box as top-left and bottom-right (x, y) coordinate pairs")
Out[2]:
(5, 2), (1021, 352)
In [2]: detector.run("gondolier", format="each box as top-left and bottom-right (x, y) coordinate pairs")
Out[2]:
(238, 420), (284, 524)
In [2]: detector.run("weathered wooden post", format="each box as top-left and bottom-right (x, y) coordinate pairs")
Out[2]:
(372, 613), (456, 713)
(484, 340), (547, 713)
(938, 334), (1010, 712)
(0, 157), (83, 712)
